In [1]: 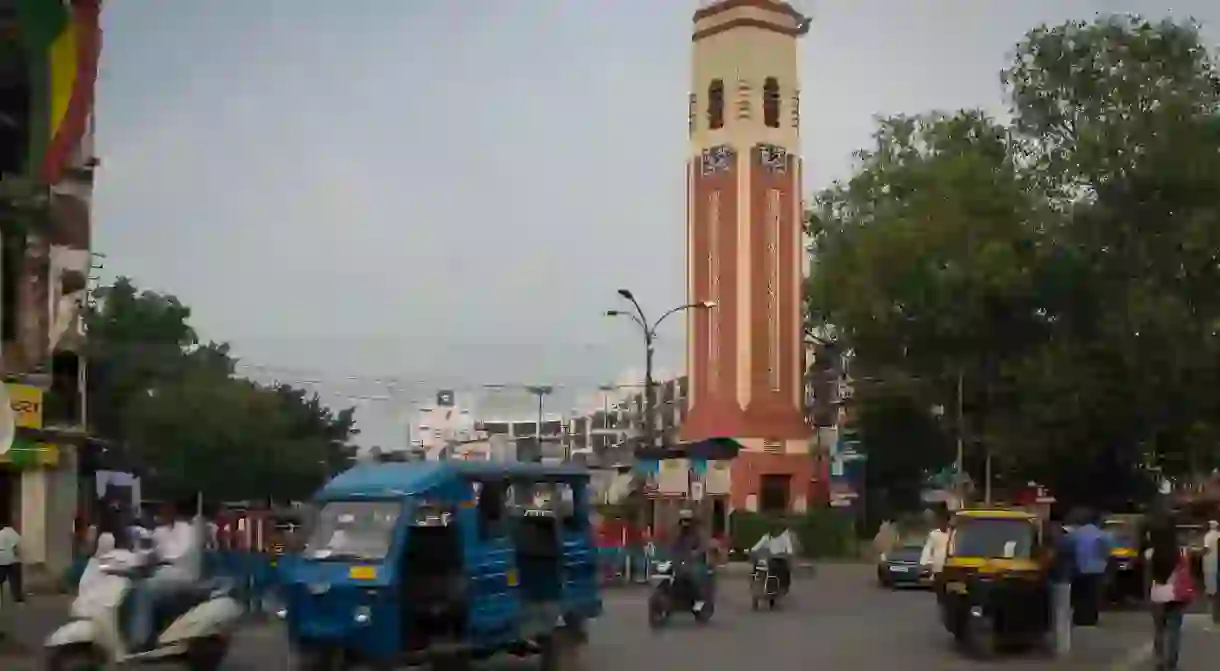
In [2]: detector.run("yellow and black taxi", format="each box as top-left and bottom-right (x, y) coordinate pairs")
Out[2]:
(936, 508), (1050, 657)
(1102, 514), (1145, 604)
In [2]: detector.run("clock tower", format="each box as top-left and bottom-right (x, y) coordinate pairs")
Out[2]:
(679, 0), (816, 513)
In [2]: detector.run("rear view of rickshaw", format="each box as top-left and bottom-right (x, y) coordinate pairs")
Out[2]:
(278, 461), (602, 670)
(936, 509), (1050, 657)
(1102, 514), (1145, 606)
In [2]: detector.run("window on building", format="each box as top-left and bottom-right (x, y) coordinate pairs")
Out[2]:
(1, 229), (23, 342)
(707, 79), (725, 130)
(763, 77), (780, 128)
(759, 474), (791, 514)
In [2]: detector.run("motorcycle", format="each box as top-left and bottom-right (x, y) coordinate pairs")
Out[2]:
(44, 549), (243, 671)
(647, 559), (715, 628)
(749, 555), (789, 610)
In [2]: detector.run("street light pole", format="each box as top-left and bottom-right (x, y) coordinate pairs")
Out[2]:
(955, 370), (965, 508)
(605, 290), (716, 453)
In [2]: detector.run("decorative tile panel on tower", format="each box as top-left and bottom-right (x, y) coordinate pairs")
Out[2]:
(680, 0), (815, 514)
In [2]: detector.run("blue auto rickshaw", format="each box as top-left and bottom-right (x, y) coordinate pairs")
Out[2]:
(278, 461), (603, 670)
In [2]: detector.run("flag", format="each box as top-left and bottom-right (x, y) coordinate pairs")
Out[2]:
(16, 0), (102, 183)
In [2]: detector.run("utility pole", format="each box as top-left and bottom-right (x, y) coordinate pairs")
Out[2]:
(955, 370), (965, 508)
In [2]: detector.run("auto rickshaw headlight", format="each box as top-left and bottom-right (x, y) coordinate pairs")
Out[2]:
(275, 608), (288, 620)
(353, 606), (372, 625)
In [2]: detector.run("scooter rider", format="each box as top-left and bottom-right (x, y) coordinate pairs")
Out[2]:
(670, 509), (711, 610)
(129, 499), (203, 651)
(750, 521), (795, 593)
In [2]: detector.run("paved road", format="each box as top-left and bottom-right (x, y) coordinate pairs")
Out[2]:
(3, 564), (1215, 669)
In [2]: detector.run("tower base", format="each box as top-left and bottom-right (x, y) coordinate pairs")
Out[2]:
(729, 450), (821, 515)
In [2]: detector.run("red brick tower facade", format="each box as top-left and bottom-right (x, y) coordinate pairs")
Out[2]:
(679, 0), (816, 514)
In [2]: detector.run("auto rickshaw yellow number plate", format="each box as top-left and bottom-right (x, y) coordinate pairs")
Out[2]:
(507, 569), (519, 587)
(349, 565), (378, 580)
(946, 581), (967, 594)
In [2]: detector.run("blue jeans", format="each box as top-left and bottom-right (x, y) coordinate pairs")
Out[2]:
(1152, 602), (1184, 670)
(128, 571), (187, 650)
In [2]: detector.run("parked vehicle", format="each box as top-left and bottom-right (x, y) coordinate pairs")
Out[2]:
(936, 508), (1050, 658)
(44, 549), (243, 670)
(278, 461), (602, 670)
(1102, 514), (1145, 605)
(877, 541), (932, 589)
(647, 558), (715, 627)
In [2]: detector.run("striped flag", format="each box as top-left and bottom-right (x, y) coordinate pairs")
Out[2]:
(15, 0), (102, 182)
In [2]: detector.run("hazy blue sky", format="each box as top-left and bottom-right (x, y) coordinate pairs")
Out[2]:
(90, 1), (1219, 446)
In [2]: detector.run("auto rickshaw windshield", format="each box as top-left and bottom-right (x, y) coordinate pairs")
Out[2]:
(303, 499), (403, 561)
(1103, 521), (1138, 549)
(950, 518), (1034, 559)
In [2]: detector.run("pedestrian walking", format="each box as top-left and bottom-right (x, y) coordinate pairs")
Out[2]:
(0, 517), (24, 604)
(1070, 508), (1109, 626)
(919, 512), (950, 587)
(1204, 519), (1219, 622)
(1049, 515), (1077, 656)
(1147, 514), (1196, 671)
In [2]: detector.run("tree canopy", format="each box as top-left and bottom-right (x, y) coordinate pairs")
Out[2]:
(808, 15), (1220, 508)
(86, 277), (358, 502)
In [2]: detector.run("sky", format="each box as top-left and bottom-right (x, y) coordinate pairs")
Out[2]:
(90, 0), (1220, 447)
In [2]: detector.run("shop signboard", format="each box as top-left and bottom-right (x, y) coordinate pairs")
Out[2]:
(6, 383), (43, 429)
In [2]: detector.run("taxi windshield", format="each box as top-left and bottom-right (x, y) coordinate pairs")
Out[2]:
(303, 500), (402, 561)
(950, 518), (1034, 559)
(1103, 521), (1138, 549)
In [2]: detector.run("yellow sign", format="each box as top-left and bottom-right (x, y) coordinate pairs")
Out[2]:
(6, 384), (44, 430)
(506, 569), (518, 587)
(348, 565), (377, 580)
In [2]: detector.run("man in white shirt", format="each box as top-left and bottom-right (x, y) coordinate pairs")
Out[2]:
(751, 522), (796, 593)
(0, 519), (23, 604)
(130, 501), (202, 650)
(920, 516), (950, 580)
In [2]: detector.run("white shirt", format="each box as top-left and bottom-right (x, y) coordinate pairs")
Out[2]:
(0, 526), (20, 565)
(751, 530), (795, 556)
(1204, 529), (1219, 556)
(154, 520), (201, 581)
(920, 528), (949, 573)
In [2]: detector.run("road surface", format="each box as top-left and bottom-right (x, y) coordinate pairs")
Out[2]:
(4, 564), (1213, 669)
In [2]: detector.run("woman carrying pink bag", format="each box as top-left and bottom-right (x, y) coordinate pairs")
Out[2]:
(1147, 515), (1195, 671)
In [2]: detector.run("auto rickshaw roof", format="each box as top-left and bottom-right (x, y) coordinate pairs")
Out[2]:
(316, 461), (590, 501)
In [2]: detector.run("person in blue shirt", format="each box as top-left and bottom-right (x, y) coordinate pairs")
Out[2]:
(1069, 508), (1111, 626)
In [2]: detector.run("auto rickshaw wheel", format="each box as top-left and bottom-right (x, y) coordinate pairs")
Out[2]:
(962, 615), (998, 659)
(45, 643), (104, 671)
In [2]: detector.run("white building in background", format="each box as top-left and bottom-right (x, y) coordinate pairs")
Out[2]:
(411, 389), (478, 459)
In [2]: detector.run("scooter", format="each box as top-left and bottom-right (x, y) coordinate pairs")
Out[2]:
(647, 559), (715, 628)
(44, 549), (243, 670)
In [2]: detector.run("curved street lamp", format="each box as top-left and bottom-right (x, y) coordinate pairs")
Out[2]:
(605, 289), (716, 450)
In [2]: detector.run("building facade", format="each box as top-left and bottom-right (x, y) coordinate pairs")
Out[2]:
(0, 0), (104, 576)
(679, 0), (815, 515)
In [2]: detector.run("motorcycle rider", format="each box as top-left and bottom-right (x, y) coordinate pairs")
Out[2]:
(750, 520), (795, 593)
(670, 509), (711, 611)
(129, 499), (203, 651)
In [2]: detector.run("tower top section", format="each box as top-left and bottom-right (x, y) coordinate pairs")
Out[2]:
(692, 0), (810, 41)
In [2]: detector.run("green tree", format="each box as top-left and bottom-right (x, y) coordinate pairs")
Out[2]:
(853, 386), (953, 520)
(86, 277), (358, 501)
(807, 15), (1220, 505)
